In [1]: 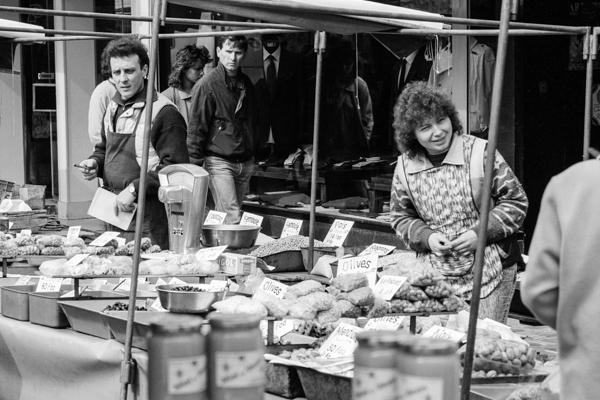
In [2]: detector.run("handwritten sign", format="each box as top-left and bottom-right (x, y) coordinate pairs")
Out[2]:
(259, 319), (296, 341)
(323, 219), (354, 247)
(254, 277), (288, 300)
(359, 243), (396, 256)
(204, 210), (226, 226)
(422, 325), (465, 343)
(318, 322), (363, 359)
(36, 276), (63, 292)
(364, 315), (406, 331)
(195, 245), (228, 261)
(66, 226), (81, 242)
(373, 275), (408, 300)
(336, 253), (378, 287)
(19, 229), (32, 238)
(15, 275), (32, 285)
(240, 212), (263, 227)
(115, 237), (126, 247)
(64, 253), (90, 268)
(89, 231), (120, 247)
(280, 218), (303, 238)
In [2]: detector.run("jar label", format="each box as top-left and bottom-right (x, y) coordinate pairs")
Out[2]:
(215, 350), (265, 388)
(397, 374), (443, 400)
(167, 354), (207, 395)
(353, 367), (396, 400)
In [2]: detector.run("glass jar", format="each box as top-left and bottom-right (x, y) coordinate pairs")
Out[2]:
(147, 314), (207, 400)
(396, 337), (459, 400)
(208, 313), (265, 400)
(353, 331), (406, 400)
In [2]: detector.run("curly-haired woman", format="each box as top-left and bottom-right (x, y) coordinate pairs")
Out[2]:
(389, 81), (528, 322)
(161, 44), (212, 126)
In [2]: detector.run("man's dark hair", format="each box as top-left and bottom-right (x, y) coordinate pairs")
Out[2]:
(101, 35), (150, 71)
(167, 45), (212, 89)
(216, 35), (248, 52)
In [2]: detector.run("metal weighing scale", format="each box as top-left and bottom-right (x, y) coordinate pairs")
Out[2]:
(158, 164), (209, 253)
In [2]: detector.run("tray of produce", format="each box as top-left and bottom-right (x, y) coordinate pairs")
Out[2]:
(103, 308), (168, 350)
(249, 235), (328, 273)
(156, 284), (246, 314)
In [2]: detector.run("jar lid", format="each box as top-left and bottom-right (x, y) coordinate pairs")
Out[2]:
(208, 312), (261, 330)
(149, 314), (205, 334)
(404, 337), (457, 355)
(356, 331), (410, 348)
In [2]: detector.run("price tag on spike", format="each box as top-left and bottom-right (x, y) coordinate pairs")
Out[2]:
(323, 219), (354, 247)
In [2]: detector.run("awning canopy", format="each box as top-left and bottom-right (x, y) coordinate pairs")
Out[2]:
(0, 18), (45, 41)
(194, 0), (445, 34)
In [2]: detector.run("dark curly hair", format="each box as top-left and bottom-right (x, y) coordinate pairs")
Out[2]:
(101, 35), (149, 72)
(393, 81), (463, 157)
(167, 45), (212, 89)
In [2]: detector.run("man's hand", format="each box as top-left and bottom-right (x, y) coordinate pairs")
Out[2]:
(450, 230), (478, 255)
(114, 186), (136, 215)
(78, 159), (98, 180)
(428, 232), (452, 256)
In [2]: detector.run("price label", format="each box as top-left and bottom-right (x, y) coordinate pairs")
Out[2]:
(373, 275), (408, 300)
(207, 279), (228, 291)
(280, 218), (302, 238)
(422, 325), (465, 343)
(336, 253), (378, 288)
(195, 245), (228, 261)
(318, 322), (363, 359)
(15, 275), (32, 285)
(8, 222), (13, 230)
(36, 276), (63, 292)
(155, 277), (168, 287)
(253, 277), (288, 299)
(150, 298), (167, 312)
(259, 319), (297, 341)
(323, 219), (354, 247)
(364, 315), (405, 331)
(168, 277), (187, 285)
(240, 212), (263, 227)
(204, 210), (227, 225)
(19, 229), (32, 238)
(359, 243), (396, 256)
(89, 231), (120, 247)
(60, 287), (86, 298)
(65, 253), (90, 268)
(115, 237), (126, 247)
(66, 226), (81, 241)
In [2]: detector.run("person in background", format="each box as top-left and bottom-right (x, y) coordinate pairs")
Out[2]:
(390, 81), (528, 322)
(187, 35), (257, 224)
(161, 44), (212, 127)
(78, 35), (189, 249)
(88, 45), (117, 146)
(521, 159), (600, 399)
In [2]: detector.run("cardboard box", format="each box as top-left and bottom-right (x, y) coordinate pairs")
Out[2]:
(219, 253), (257, 275)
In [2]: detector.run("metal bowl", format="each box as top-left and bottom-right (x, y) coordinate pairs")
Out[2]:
(201, 224), (261, 249)
(156, 284), (224, 314)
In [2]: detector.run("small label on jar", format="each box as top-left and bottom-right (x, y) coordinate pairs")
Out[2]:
(167, 355), (207, 395)
(353, 367), (396, 400)
(215, 350), (265, 388)
(397, 374), (443, 400)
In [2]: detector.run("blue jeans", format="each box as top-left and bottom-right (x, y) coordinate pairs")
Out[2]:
(204, 155), (255, 224)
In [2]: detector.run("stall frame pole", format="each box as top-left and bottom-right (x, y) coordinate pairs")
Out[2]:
(119, 1), (162, 399)
(583, 28), (597, 160)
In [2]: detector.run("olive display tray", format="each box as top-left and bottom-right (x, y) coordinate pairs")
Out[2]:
(295, 367), (351, 400)
(103, 310), (167, 350)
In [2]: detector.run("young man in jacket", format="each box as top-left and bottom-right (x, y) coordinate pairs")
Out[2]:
(187, 35), (257, 224)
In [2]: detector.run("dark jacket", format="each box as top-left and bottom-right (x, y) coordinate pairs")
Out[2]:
(254, 49), (304, 158)
(187, 63), (257, 163)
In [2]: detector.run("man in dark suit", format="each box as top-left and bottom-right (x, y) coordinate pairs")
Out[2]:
(255, 34), (305, 165)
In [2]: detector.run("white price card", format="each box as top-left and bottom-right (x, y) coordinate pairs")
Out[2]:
(36, 276), (63, 292)
(195, 245), (228, 261)
(323, 219), (354, 247)
(422, 325), (465, 343)
(204, 210), (227, 226)
(208, 279), (228, 291)
(89, 231), (120, 247)
(64, 253), (90, 268)
(260, 319), (296, 341)
(240, 212), (263, 227)
(115, 277), (146, 292)
(150, 298), (167, 312)
(359, 243), (396, 256)
(115, 237), (126, 247)
(8, 221), (13, 230)
(19, 229), (32, 238)
(154, 278), (168, 287)
(373, 275), (408, 301)
(15, 275), (32, 285)
(364, 315), (406, 331)
(318, 322), (363, 359)
(280, 218), (303, 238)
(66, 225), (81, 241)
(336, 253), (378, 288)
(168, 277), (187, 285)
(60, 287), (86, 298)
(253, 277), (288, 299)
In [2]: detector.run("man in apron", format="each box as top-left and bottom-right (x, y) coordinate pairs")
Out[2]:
(78, 36), (189, 249)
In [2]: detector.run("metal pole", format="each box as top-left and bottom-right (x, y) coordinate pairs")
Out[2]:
(119, 1), (162, 399)
(380, 28), (576, 36)
(583, 28), (596, 160)
(460, 0), (512, 398)
(307, 31), (326, 270)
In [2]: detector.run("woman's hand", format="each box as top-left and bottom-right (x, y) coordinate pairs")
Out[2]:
(450, 230), (478, 255)
(428, 232), (452, 256)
